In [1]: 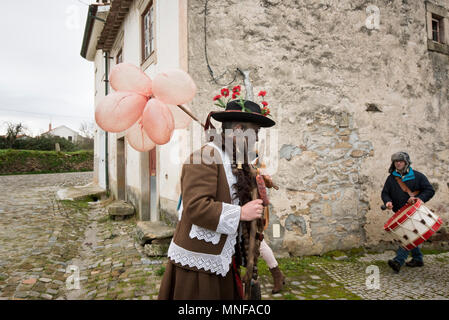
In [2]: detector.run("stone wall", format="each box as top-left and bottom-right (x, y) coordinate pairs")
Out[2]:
(187, 0), (449, 256)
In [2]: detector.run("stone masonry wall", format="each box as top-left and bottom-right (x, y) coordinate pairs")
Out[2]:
(187, 0), (449, 256)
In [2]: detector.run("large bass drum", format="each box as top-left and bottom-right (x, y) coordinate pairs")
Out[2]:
(384, 199), (443, 250)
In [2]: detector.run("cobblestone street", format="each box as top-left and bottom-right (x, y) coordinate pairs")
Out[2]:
(313, 251), (449, 300)
(0, 172), (448, 300)
(0, 172), (164, 300)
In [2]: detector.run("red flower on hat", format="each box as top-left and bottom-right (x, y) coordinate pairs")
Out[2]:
(221, 88), (230, 97)
(212, 85), (272, 116)
(261, 106), (271, 116)
(257, 89), (271, 116)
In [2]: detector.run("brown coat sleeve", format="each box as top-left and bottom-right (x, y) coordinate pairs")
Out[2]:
(180, 147), (224, 231)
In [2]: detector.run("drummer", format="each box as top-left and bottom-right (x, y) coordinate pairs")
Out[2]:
(381, 151), (435, 273)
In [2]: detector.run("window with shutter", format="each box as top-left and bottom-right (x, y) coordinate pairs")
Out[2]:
(141, 1), (155, 64)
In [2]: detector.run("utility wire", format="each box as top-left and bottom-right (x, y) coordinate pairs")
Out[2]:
(204, 0), (238, 86)
(0, 107), (92, 120)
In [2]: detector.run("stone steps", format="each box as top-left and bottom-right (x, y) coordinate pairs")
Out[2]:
(56, 182), (107, 201)
(107, 200), (135, 220)
(135, 221), (175, 257)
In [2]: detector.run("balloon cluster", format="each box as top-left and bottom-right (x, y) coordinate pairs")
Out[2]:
(95, 63), (197, 152)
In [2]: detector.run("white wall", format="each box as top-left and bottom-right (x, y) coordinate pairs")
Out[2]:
(122, 0), (184, 205)
(49, 126), (80, 142)
(153, 0), (183, 202)
(92, 0), (187, 219)
(94, 50), (106, 189)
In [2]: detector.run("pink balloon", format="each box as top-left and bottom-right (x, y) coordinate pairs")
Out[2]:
(142, 98), (174, 145)
(167, 104), (193, 129)
(95, 91), (147, 133)
(152, 69), (197, 105)
(126, 118), (156, 152)
(109, 63), (152, 96)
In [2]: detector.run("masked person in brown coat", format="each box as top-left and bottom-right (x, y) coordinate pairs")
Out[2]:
(158, 97), (277, 300)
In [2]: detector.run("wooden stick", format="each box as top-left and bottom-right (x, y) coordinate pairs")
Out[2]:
(244, 139), (261, 299)
(176, 104), (205, 128)
(244, 187), (259, 300)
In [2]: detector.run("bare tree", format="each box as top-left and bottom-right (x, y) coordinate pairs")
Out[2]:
(79, 121), (95, 139)
(76, 121), (95, 150)
(4, 122), (27, 148)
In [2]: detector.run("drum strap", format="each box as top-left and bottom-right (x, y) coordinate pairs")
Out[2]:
(394, 177), (420, 197)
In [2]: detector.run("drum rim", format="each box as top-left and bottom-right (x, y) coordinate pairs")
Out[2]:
(383, 198), (423, 231)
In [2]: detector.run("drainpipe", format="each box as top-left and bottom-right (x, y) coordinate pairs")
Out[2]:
(104, 50), (110, 192)
(237, 68), (254, 100)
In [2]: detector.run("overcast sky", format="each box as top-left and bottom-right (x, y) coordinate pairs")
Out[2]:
(0, 0), (95, 136)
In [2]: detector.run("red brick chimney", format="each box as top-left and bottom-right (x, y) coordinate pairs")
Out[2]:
(49, 123), (52, 131)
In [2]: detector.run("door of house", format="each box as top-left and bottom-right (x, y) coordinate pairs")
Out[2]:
(149, 148), (157, 220)
(117, 137), (126, 200)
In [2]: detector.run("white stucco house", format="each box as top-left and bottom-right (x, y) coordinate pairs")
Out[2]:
(80, 0), (188, 223)
(42, 124), (81, 143)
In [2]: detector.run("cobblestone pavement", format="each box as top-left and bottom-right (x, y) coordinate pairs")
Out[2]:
(313, 251), (449, 300)
(0, 172), (164, 300)
(1, 172), (448, 300)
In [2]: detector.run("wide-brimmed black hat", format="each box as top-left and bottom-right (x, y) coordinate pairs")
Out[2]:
(210, 100), (275, 128)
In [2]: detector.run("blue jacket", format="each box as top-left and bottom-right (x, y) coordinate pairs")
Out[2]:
(381, 168), (435, 212)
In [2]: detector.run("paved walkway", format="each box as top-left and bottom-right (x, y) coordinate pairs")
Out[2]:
(0, 172), (448, 300)
(313, 251), (449, 300)
(0, 172), (163, 300)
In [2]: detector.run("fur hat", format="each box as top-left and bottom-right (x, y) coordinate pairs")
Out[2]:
(389, 151), (412, 173)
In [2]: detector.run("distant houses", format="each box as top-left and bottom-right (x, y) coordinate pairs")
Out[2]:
(0, 134), (29, 141)
(41, 124), (81, 143)
(0, 134), (29, 139)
